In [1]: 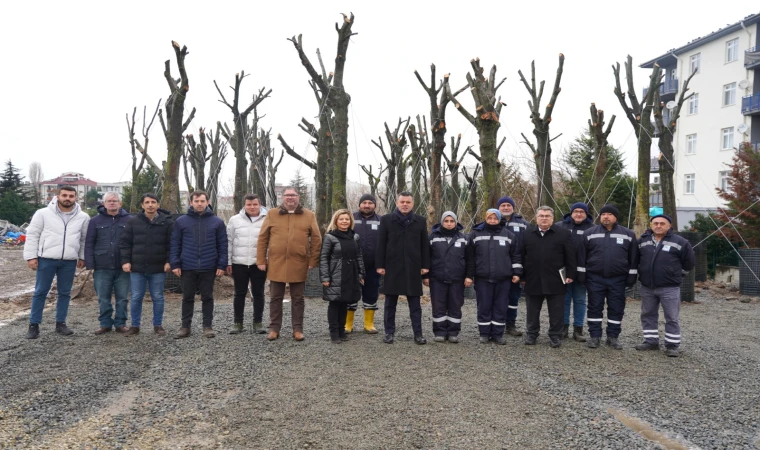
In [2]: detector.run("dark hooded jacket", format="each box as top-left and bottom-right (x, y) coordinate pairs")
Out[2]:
(468, 221), (522, 282)
(427, 223), (474, 283)
(85, 205), (132, 270)
(170, 205), (228, 271)
(375, 210), (431, 296)
(637, 228), (695, 288)
(120, 208), (174, 274)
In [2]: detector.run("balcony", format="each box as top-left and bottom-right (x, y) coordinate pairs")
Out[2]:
(643, 77), (679, 101)
(746, 47), (760, 69)
(741, 93), (760, 115)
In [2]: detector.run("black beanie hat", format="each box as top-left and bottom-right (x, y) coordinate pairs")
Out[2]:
(359, 193), (376, 205)
(599, 204), (621, 221)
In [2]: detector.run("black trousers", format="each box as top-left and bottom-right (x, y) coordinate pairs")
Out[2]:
(384, 295), (422, 335)
(430, 280), (465, 337)
(180, 270), (215, 328)
(327, 301), (349, 335)
(231, 264), (266, 323)
(525, 294), (565, 338)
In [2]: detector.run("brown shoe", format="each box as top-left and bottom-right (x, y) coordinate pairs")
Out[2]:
(266, 331), (279, 341)
(174, 327), (191, 339)
(203, 327), (215, 338)
(93, 327), (112, 335)
(124, 327), (140, 337)
(154, 326), (166, 336)
(293, 331), (305, 341)
(114, 326), (129, 334)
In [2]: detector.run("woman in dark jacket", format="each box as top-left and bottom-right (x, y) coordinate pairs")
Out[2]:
(423, 211), (473, 343)
(320, 209), (366, 343)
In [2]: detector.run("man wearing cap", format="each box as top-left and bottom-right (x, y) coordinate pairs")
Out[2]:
(556, 202), (594, 342)
(496, 196), (529, 336)
(576, 204), (638, 350)
(635, 214), (695, 357)
(349, 193), (383, 334)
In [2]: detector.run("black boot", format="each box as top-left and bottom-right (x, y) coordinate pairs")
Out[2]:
(26, 324), (39, 339)
(55, 322), (74, 336)
(573, 326), (587, 342)
(606, 337), (623, 350)
(330, 331), (341, 344)
(560, 324), (569, 340)
(587, 336), (600, 348)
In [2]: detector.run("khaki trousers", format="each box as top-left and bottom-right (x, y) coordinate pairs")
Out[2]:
(269, 281), (305, 332)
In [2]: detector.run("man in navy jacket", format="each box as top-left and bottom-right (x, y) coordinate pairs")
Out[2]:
(349, 193), (382, 334)
(171, 191), (228, 339)
(85, 193), (132, 335)
(635, 214), (695, 357)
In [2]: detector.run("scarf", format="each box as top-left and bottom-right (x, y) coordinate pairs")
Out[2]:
(393, 208), (413, 228)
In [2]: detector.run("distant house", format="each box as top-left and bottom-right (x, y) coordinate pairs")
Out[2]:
(97, 181), (130, 197)
(39, 172), (98, 207)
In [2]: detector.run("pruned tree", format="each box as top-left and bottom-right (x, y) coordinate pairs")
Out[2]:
(158, 41), (196, 213)
(263, 130), (284, 208)
(287, 12), (357, 218)
(407, 123), (426, 215)
(214, 71), (271, 211)
(587, 103), (616, 215)
(462, 164), (481, 226)
(445, 58), (505, 213)
(413, 66), (468, 221)
(359, 164), (387, 201)
(204, 123), (227, 209)
(518, 54), (565, 208)
(182, 127), (228, 210)
(441, 134), (467, 214)
(373, 117), (410, 208)
(653, 68), (697, 231)
(126, 100), (161, 213)
(612, 55), (662, 234)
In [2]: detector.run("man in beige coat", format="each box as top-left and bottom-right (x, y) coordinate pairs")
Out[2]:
(257, 187), (321, 341)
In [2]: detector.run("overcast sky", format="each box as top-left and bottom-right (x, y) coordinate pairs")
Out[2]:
(2, 1), (758, 194)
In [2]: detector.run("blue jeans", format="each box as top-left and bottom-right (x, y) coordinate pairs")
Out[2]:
(563, 281), (587, 327)
(130, 272), (166, 327)
(30, 258), (77, 325)
(93, 269), (130, 328)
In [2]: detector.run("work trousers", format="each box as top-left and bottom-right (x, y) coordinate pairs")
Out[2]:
(640, 285), (681, 348)
(475, 280), (510, 338)
(430, 279), (465, 337)
(586, 274), (627, 338)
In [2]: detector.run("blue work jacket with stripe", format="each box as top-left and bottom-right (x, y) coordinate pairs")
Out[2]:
(637, 228), (695, 288)
(468, 222), (522, 283)
(576, 223), (638, 285)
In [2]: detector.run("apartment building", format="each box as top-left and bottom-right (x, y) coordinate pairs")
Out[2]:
(641, 12), (760, 226)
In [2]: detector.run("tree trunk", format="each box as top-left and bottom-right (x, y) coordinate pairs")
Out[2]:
(407, 124), (424, 214)
(330, 93), (350, 211)
(588, 104), (616, 216)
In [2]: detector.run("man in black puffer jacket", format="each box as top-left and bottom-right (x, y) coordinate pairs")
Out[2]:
(85, 193), (132, 335)
(576, 204), (638, 350)
(635, 214), (695, 358)
(555, 202), (594, 342)
(170, 191), (228, 339)
(120, 193), (174, 336)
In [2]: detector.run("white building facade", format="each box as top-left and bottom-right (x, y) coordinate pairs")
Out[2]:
(641, 13), (760, 226)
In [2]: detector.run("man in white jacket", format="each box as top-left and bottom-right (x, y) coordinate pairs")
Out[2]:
(23, 186), (90, 339)
(226, 194), (268, 334)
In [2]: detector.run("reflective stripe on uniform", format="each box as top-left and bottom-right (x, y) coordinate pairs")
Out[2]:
(610, 233), (632, 241)
(587, 233), (605, 240)
(507, 305), (518, 310)
(507, 222), (526, 229)
(639, 241), (654, 249)
(577, 267), (586, 272)
(662, 241), (682, 250)
(473, 236), (490, 242)
(512, 264), (523, 269)
(430, 237), (448, 244)
(587, 318), (603, 322)
(432, 316), (448, 322)
(629, 269), (638, 274)
(493, 236), (512, 243)
(491, 321), (506, 326)
(477, 321), (492, 326)
(607, 319), (622, 324)
(664, 337), (681, 343)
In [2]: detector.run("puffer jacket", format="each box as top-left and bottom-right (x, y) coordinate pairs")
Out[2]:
(638, 228), (695, 288)
(227, 207), (268, 266)
(556, 212), (594, 249)
(577, 223), (638, 285)
(24, 198), (90, 261)
(85, 205), (132, 270)
(170, 206), (228, 270)
(120, 209), (174, 274)
(468, 221), (522, 282)
(353, 211), (381, 267)
(427, 223), (474, 283)
(319, 231), (366, 302)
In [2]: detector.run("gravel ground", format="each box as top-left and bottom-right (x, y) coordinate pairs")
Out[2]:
(1, 282), (759, 449)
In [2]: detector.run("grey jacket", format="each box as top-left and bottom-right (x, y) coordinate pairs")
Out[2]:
(24, 198), (90, 261)
(319, 232), (366, 302)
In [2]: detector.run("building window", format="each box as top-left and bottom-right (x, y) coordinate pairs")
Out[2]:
(721, 127), (734, 150)
(686, 134), (697, 154)
(685, 174), (696, 194)
(688, 93), (699, 115)
(726, 38), (739, 63)
(690, 53), (701, 74)
(653, 176), (660, 184)
(719, 171), (731, 192)
(723, 82), (736, 106)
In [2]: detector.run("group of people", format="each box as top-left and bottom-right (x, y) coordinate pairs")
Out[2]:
(23, 186), (695, 357)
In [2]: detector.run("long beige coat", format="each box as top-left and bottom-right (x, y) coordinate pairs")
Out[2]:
(256, 204), (322, 283)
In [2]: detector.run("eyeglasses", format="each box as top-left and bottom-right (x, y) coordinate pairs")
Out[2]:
(105, 200), (120, 203)
(536, 214), (553, 219)
(283, 194), (298, 197)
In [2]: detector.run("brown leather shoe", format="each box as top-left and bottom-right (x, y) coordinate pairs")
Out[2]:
(124, 327), (140, 337)
(93, 327), (112, 335)
(203, 327), (215, 338)
(293, 331), (305, 341)
(266, 330), (279, 341)
(154, 326), (166, 336)
(114, 326), (129, 334)
(174, 327), (191, 339)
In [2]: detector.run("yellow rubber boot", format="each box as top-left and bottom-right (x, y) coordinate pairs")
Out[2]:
(363, 309), (378, 334)
(345, 310), (355, 334)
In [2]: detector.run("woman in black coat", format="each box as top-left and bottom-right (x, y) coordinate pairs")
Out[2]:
(320, 209), (366, 343)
